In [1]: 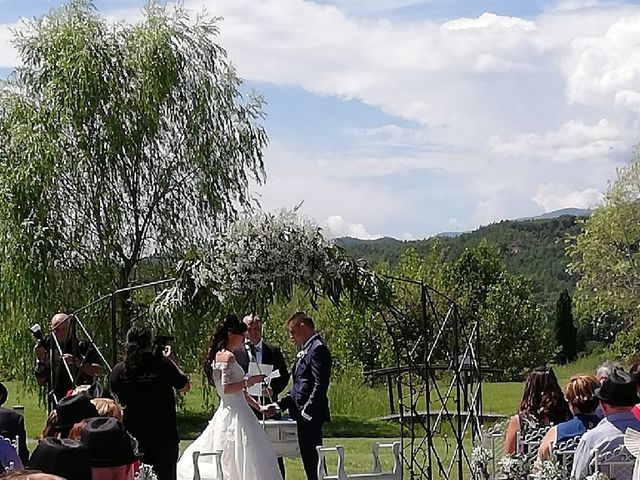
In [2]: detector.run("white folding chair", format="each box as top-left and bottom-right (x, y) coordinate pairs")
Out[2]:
(192, 450), (224, 480)
(316, 442), (401, 480)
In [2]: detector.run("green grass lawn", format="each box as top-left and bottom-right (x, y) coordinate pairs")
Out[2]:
(1, 352), (608, 479)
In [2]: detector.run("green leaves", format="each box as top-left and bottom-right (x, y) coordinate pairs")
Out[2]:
(569, 151), (640, 326)
(0, 0), (267, 378)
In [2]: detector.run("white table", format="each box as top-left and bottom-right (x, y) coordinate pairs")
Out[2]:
(261, 419), (300, 458)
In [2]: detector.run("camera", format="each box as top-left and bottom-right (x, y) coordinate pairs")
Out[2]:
(30, 323), (44, 341)
(153, 335), (175, 358)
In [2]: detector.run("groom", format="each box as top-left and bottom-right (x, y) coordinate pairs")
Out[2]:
(277, 312), (332, 480)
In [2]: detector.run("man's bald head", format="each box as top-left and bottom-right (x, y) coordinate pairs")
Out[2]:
(50, 313), (69, 342)
(50, 313), (68, 330)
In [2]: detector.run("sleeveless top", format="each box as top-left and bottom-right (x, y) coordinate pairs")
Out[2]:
(556, 413), (601, 444)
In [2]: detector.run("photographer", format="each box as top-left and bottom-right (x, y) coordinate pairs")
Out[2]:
(109, 325), (190, 480)
(33, 313), (102, 407)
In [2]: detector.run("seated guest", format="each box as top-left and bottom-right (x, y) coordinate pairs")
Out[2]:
(2, 472), (65, 479)
(27, 437), (92, 480)
(597, 361), (624, 383)
(538, 375), (601, 459)
(0, 382), (29, 465)
(596, 360), (623, 418)
(505, 367), (571, 455)
(40, 412), (58, 440)
(54, 393), (99, 438)
(571, 369), (640, 479)
(80, 417), (141, 480)
(0, 436), (23, 471)
(628, 358), (640, 420)
(90, 398), (124, 422)
(67, 420), (89, 441)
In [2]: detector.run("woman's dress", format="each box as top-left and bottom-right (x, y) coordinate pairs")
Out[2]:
(176, 359), (283, 480)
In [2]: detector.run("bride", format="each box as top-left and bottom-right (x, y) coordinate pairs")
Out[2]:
(177, 314), (283, 480)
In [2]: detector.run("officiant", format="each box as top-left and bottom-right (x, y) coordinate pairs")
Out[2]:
(235, 314), (290, 477)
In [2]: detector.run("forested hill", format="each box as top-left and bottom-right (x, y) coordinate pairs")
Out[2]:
(337, 214), (586, 312)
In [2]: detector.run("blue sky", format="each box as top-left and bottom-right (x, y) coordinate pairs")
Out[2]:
(2, 0), (640, 239)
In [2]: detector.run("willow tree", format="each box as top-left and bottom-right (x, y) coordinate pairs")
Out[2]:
(0, 1), (267, 376)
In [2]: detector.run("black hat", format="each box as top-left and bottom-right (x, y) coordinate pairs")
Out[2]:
(595, 369), (639, 406)
(28, 437), (92, 480)
(55, 393), (99, 430)
(80, 417), (142, 467)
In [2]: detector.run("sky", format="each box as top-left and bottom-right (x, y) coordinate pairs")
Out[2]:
(2, 0), (640, 240)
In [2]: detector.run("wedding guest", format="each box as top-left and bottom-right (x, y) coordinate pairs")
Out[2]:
(597, 361), (623, 383)
(2, 472), (65, 479)
(90, 398), (124, 422)
(572, 369), (640, 478)
(0, 382), (29, 464)
(504, 367), (570, 455)
(628, 358), (640, 420)
(80, 417), (141, 480)
(53, 393), (99, 439)
(537, 375), (601, 459)
(28, 437), (92, 480)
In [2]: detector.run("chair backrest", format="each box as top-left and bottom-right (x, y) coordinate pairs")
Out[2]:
(518, 426), (549, 458)
(551, 435), (581, 471)
(192, 450), (224, 480)
(371, 442), (401, 477)
(590, 444), (635, 480)
(317, 445), (347, 480)
(479, 420), (509, 480)
(317, 443), (402, 480)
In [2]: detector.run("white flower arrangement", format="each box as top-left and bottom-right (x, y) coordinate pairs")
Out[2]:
(498, 454), (529, 480)
(529, 458), (567, 480)
(471, 445), (491, 480)
(583, 472), (610, 480)
(153, 208), (392, 319)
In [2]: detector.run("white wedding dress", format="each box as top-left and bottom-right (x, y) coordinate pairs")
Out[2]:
(177, 359), (283, 480)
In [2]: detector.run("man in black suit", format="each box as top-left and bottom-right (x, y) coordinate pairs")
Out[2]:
(0, 382), (28, 465)
(276, 312), (332, 480)
(236, 314), (290, 477)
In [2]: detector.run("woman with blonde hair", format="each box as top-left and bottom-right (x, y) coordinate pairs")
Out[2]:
(90, 398), (124, 422)
(538, 374), (601, 458)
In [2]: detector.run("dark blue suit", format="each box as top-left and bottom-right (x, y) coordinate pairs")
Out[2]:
(279, 333), (331, 480)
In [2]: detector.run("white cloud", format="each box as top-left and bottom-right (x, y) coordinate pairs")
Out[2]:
(533, 183), (603, 211)
(324, 215), (380, 239)
(553, 0), (603, 11)
(564, 15), (640, 107)
(0, 20), (21, 68)
(1, 0), (639, 237)
(489, 118), (627, 163)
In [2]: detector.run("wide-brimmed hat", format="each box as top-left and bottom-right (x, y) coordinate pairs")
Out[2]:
(55, 393), (99, 430)
(28, 437), (92, 480)
(71, 381), (104, 399)
(595, 369), (639, 406)
(80, 417), (142, 467)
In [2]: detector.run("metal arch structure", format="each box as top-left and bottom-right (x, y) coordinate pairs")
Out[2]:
(367, 275), (484, 480)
